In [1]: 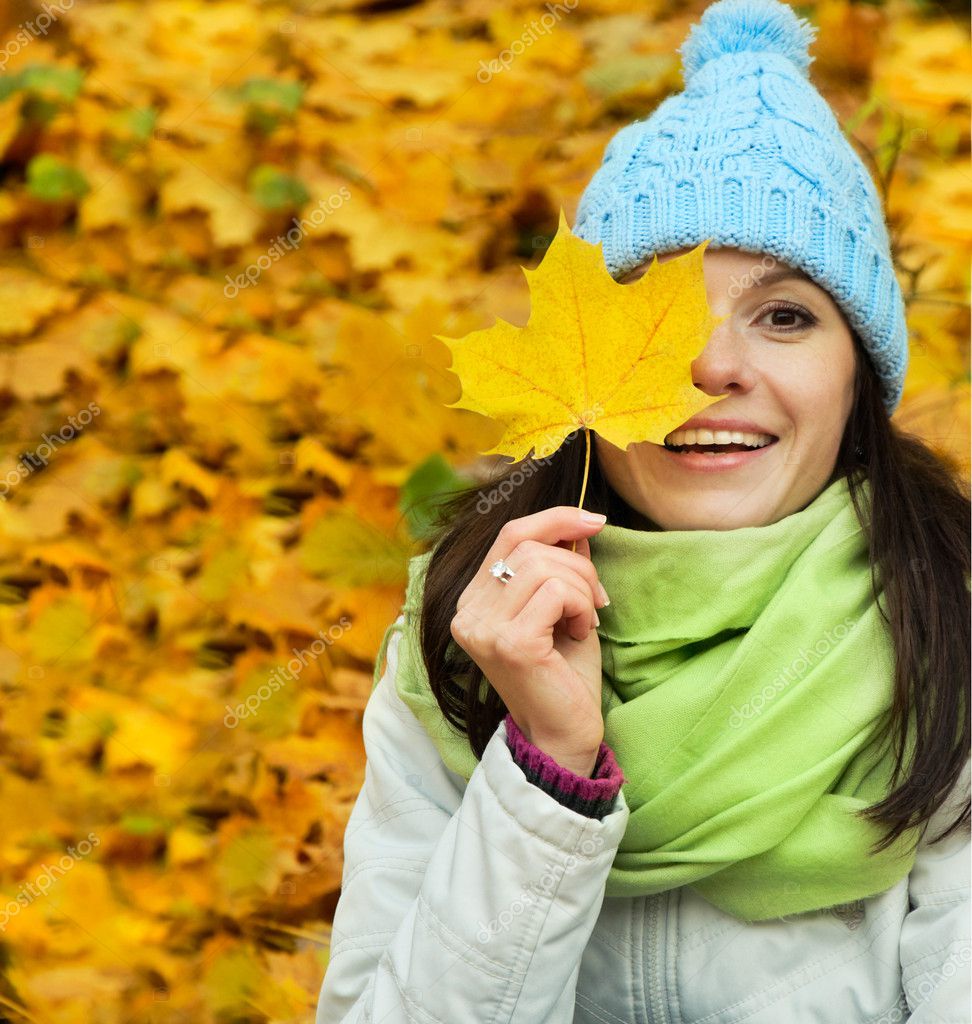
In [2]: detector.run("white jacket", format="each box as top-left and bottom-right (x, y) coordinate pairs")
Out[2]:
(316, 615), (971, 1023)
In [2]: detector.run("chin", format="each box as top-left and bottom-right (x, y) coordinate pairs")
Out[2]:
(644, 491), (779, 532)
(655, 511), (750, 531)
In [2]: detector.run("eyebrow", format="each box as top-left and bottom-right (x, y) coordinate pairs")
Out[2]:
(756, 267), (814, 288)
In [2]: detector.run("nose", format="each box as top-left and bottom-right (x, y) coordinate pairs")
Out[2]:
(689, 321), (757, 398)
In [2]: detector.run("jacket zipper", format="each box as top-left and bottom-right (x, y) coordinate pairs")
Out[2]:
(644, 891), (671, 1024)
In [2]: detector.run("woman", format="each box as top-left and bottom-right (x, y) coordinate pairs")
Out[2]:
(316, 0), (970, 1021)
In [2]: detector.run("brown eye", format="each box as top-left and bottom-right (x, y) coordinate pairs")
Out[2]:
(757, 301), (816, 333)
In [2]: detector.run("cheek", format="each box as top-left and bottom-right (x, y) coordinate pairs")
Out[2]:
(593, 437), (624, 481)
(599, 440), (658, 492)
(768, 338), (854, 402)
(763, 338), (855, 440)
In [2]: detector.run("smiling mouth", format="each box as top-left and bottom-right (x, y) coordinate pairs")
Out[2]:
(662, 427), (779, 453)
(663, 440), (778, 454)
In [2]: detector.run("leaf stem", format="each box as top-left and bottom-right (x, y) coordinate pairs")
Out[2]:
(570, 425), (592, 554)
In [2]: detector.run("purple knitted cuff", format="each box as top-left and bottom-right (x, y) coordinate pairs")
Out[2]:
(504, 713), (625, 819)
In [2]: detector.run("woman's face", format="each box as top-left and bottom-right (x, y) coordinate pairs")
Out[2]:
(594, 246), (858, 530)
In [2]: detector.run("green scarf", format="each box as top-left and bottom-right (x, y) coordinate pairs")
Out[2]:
(376, 471), (922, 922)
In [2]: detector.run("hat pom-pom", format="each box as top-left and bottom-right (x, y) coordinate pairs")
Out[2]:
(679, 0), (818, 84)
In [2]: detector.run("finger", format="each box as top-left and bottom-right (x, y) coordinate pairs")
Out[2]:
(490, 557), (597, 629)
(507, 539), (606, 610)
(484, 506), (606, 581)
(457, 507), (606, 616)
(557, 533), (591, 561)
(513, 574), (596, 643)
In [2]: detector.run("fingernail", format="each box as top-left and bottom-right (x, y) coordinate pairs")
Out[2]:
(581, 511), (606, 524)
(597, 582), (610, 606)
(594, 610), (600, 627)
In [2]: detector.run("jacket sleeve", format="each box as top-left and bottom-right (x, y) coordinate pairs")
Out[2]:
(315, 614), (630, 1024)
(898, 758), (971, 1022)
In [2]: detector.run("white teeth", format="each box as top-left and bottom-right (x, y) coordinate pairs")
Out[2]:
(664, 428), (776, 449)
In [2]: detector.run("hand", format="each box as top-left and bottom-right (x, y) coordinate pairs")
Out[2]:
(450, 505), (610, 769)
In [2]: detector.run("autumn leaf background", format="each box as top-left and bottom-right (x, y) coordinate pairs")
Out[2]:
(0, 0), (966, 1020)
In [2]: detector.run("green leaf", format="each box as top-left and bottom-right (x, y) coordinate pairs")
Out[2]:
(120, 814), (165, 836)
(0, 65), (84, 125)
(26, 154), (90, 202)
(399, 453), (471, 542)
(235, 77), (304, 115)
(108, 106), (158, 143)
(298, 510), (411, 588)
(203, 945), (261, 1012)
(231, 77), (304, 133)
(843, 89), (882, 137)
(248, 164), (310, 210)
(11, 64), (85, 101)
(216, 825), (277, 900)
(195, 546), (250, 604)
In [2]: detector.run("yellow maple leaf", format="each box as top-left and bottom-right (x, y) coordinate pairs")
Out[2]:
(0, 268), (79, 339)
(435, 207), (725, 465)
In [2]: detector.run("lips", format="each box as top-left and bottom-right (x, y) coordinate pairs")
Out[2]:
(661, 436), (779, 471)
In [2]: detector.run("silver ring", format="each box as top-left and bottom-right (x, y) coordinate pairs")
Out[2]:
(489, 558), (516, 584)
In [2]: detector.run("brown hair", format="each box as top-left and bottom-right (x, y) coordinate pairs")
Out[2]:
(404, 333), (970, 853)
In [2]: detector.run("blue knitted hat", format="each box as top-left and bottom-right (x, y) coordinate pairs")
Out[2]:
(573, 0), (908, 414)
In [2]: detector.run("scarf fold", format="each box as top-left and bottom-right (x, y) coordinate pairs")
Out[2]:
(379, 472), (922, 922)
